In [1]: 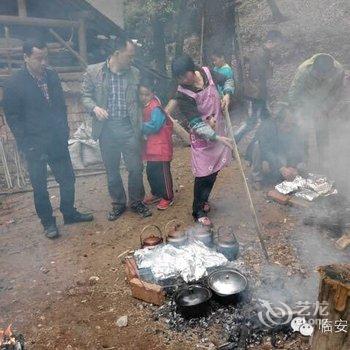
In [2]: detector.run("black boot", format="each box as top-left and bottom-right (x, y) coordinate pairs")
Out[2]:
(107, 204), (126, 221)
(63, 210), (94, 225)
(43, 218), (59, 239)
(131, 201), (152, 218)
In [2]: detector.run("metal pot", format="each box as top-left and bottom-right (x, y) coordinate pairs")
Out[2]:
(140, 224), (163, 248)
(165, 219), (188, 247)
(175, 284), (212, 318)
(214, 226), (239, 261)
(193, 226), (213, 247)
(207, 268), (247, 303)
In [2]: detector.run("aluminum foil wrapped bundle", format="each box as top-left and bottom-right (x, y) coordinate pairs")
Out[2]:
(306, 173), (334, 195)
(275, 176), (307, 195)
(295, 188), (320, 201)
(134, 241), (227, 282)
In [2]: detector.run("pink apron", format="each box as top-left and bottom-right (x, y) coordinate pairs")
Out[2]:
(177, 67), (232, 177)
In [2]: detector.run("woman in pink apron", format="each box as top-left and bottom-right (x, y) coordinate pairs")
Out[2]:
(168, 55), (234, 226)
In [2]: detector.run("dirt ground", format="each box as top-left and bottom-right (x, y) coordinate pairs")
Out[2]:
(3, 144), (348, 350)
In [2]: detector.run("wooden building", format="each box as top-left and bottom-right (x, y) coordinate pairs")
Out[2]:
(0, 0), (124, 189)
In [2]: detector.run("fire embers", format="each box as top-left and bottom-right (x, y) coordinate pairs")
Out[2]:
(303, 195), (350, 237)
(0, 325), (25, 350)
(154, 296), (296, 349)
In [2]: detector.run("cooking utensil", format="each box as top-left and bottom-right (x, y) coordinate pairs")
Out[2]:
(214, 226), (239, 261)
(140, 224), (163, 248)
(193, 226), (213, 247)
(175, 284), (212, 318)
(164, 219), (188, 247)
(207, 268), (247, 303)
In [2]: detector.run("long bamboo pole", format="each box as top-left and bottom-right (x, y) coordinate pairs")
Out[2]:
(223, 107), (269, 261)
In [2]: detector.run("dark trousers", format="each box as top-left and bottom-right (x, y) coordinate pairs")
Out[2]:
(192, 171), (218, 218)
(235, 99), (270, 143)
(250, 141), (281, 184)
(99, 121), (144, 206)
(25, 147), (75, 227)
(146, 161), (173, 200)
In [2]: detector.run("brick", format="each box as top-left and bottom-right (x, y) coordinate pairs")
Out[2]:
(129, 278), (165, 306)
(267, 189), (290, 205)
(125, 258), (139, 282)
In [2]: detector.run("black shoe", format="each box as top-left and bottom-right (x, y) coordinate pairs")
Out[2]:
(44, 222), (59, 239)
(131, 201), (152, 218)
(64, 210), (94, 225)
(107, 205), (126, 221)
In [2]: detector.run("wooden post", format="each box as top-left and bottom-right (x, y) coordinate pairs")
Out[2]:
(311, 264), (350, 350)
(0, 15), (79, 28)
(17, 0), (27, 17)
(49, 29), (87, 67)
(78, 17), (88, 63)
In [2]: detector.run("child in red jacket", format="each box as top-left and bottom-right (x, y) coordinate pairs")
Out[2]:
(139, 78), (174, 210)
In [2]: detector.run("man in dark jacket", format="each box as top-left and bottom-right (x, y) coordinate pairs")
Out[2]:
(246, 105), (306, 189)
(82, 36), (151, 221)
(3, 39), (93, 239)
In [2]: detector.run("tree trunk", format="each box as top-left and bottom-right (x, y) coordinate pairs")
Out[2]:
(311, 264), (350, 350)
(203, 0), (235, 65)
(174, 0), (186, 57)
(151, 16), (166, 75)
(232, 0), (244, 97)
(266, 0), (285, 22)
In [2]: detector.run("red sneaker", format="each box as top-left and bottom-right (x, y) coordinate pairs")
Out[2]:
(157, 198), (174, 210)
(143, 194), (161, 205)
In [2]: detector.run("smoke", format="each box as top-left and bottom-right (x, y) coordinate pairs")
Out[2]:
(254, 219), (349, 308)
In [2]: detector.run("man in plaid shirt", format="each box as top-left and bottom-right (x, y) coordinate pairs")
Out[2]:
(82, 36), (152, 220)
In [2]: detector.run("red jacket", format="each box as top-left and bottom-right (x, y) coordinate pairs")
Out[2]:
(142, 97), (173, 162)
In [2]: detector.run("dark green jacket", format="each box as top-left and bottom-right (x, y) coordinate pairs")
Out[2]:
(81, 61), (142, 140)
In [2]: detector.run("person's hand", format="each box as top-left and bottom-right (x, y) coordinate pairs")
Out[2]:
(216, 136), (233, 150)
(287, 167), (298, 178)
(221, 94), (230, 111)
(207, 115), (217, 130)
(93, 106), (109, 121)
(280, 166), (297, 181)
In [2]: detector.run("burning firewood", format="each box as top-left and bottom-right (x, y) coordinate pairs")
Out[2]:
(0, 324), (25, 350)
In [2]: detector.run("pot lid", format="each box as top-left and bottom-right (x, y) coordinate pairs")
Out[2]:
(208, 268), (247, 296)
(176, 284), (212, 306)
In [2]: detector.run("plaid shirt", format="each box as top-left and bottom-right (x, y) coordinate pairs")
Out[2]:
(107, 66), (128, 120)
(27, 66), (50, 102)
